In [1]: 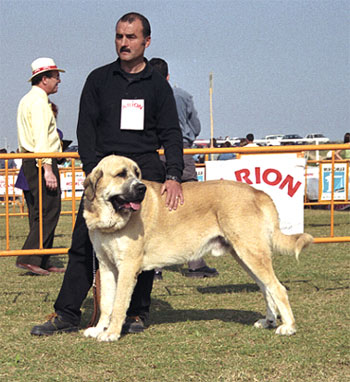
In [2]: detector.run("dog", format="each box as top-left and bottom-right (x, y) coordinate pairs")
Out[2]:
(83, 155), (313, 342)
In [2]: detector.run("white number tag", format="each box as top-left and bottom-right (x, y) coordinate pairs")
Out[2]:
(120, 99), (145, 130)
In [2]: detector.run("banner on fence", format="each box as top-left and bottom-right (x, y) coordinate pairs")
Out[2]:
(0, 174), (22, 196)
(205, 154), (306, 234)
(320, 163), (348, 200)
(0, 172), (86, 199)
(60, 171), (85, 198)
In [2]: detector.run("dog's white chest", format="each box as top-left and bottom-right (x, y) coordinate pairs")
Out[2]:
(90, 230), (138, 265)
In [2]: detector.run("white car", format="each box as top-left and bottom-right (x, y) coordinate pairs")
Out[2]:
(304, 133), (330, 144)
(264, 134), (284, 146)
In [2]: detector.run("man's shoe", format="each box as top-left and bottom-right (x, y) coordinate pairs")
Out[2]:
(121, 316), (145, 334)
(186, 265), (219, 278)
(47, 266), (66, 273)
(16, 263), (50, 276)
(154, 271), (163, 281)
(30, 313), (79, 336)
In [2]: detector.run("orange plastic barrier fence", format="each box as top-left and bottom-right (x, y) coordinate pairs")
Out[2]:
(0, 145), (349, 257)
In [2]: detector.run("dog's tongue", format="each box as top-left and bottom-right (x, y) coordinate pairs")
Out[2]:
(129, 202), (141, 211)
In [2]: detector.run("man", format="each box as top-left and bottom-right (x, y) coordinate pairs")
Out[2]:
(149, 58), (218, 279)
(16, 57), (65, 276)
(245, 133), (259, 147)
(31, 12), (184, 336)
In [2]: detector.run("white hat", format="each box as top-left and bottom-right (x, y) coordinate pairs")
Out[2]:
(28, 57), (65, 81)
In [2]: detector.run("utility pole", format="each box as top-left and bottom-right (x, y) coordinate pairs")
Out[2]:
(209, 72), (214, 160)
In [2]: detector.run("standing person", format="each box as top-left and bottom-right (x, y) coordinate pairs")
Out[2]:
(245, 133), (259, 147)
(149, 58), (218, 280)
(0, 148), (7, 169)
(31, 12), (184, 336)
(15, 102), (66, 250)
(16, 57), (65, 276)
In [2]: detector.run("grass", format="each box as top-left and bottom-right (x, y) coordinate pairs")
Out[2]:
(0, 207), (349, 382)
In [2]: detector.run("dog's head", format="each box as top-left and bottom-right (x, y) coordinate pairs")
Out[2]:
(83, 155), (147, 231)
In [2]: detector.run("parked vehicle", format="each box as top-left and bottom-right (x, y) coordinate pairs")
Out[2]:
(264, 134), (284, 146)
(304, 133), (330, 144)
(280, 134), (307, 145)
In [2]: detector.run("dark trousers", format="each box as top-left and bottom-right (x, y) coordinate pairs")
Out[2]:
(17, 159), (61, 269)
(55, 152), (166, 325)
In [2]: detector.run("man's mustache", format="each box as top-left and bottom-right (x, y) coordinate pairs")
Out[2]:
(120, 47), (131, 53)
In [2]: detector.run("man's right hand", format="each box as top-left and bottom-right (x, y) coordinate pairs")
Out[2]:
(43, 163), (58, 190)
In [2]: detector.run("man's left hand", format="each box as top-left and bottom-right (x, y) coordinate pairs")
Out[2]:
(160, 180), (184, 211)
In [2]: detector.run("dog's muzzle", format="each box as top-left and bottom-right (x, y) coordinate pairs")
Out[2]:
(109, 182), (147, 212)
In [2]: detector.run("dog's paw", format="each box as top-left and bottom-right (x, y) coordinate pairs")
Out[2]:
(84, 326), (105, 338)
(97, 331), (120, 342)
(275, 324), (296, 336)
(254, 318), (277, 329)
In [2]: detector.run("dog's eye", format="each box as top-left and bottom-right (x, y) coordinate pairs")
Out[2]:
(135, 168), (140, 178)
(116, 169), (127, 178)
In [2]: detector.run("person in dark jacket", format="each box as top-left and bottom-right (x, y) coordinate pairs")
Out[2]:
(31, 12), (184, 336)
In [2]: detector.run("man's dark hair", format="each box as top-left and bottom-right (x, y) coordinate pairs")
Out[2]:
(246, 133), (254, 142)
(149, 58), (168, 78)
(31, 70), (55, 86)
(118, 12), (151, 38)
(344, 132), (350, 143)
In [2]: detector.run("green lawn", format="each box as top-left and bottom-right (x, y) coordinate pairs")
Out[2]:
(0, 208), (349, 382)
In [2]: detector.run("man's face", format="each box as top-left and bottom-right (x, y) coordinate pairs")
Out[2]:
(115, 19), (150, 63)
(44, 71), (61, 95)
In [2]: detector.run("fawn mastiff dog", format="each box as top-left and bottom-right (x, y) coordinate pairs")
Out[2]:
(83, 155), (313, 342)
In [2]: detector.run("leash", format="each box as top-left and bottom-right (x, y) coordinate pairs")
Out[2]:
(86, 249), (101, 328)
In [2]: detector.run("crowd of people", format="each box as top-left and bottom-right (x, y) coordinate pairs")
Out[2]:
(0, 148), (16, 170)
(193, 133), (259, 163)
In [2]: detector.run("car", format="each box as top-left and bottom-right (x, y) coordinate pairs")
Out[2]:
(280, 134), (307, 145)
(264, 134), (284, 146)
(304, 133), (330, 144)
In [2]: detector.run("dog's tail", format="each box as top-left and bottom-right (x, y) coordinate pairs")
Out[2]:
(272, 230), (314, 261)
(260, 192), (314, 260)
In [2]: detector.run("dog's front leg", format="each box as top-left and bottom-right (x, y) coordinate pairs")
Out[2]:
(84, 260), (118, 339)
(97, 260), (141, 342)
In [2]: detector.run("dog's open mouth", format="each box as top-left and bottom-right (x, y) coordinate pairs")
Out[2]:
(109, 195), (142, 212)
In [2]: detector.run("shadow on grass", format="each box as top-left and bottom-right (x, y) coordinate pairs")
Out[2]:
(149, 302), (263, 326)
(80, 296), (263, 328)
(197, 283), (259, 294)
(307, 223), (343, 227)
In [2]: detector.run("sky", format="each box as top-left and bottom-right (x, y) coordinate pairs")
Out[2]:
(0, 0), (349, 151)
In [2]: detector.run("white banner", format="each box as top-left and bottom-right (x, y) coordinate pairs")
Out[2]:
(0, 172), (86, 199)
(0, 175), (22, 196)
(60, 171), (85, 198)
(205, 154), (306, 234)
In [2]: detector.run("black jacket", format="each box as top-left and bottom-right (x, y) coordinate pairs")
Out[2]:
(77, 59), (183, 178)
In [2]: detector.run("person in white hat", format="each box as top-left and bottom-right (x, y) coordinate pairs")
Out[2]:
(16, 57), (66, 275)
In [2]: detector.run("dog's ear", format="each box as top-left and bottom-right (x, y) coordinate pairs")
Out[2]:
(84, 168), (103, 201)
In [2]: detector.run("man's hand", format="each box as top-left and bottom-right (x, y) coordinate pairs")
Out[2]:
(43, 164), (58, 191)
(160, 180), (184, 211)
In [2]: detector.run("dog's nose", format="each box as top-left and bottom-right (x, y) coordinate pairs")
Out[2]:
(136, 183), (147, 195)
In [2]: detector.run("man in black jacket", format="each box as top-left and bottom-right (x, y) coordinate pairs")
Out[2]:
(31, 12), (184, 336)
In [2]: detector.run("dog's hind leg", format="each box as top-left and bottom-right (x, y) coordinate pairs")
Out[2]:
(84, 259), (118, 339)
(97, 259), (142, 342)
(231, 246), (296, 335)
